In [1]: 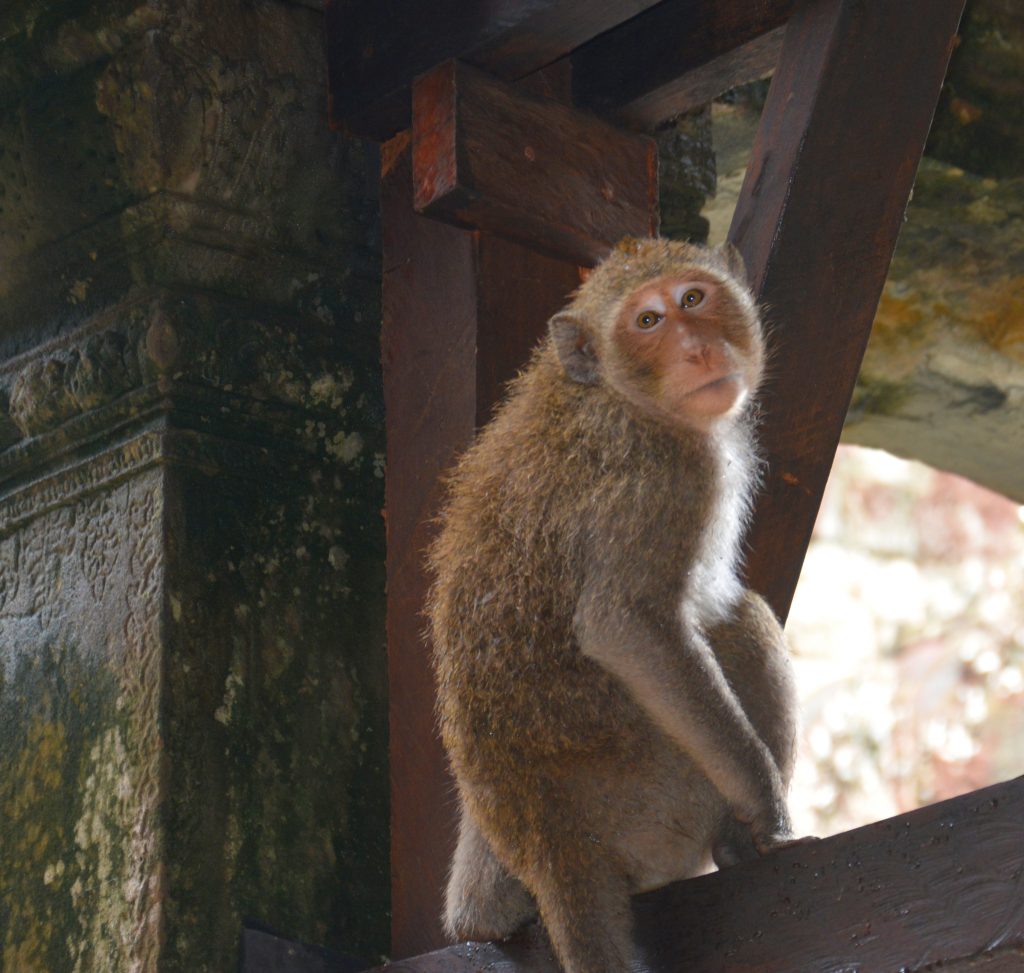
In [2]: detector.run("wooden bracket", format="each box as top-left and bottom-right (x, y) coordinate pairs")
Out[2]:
(412, 60), (658, 265)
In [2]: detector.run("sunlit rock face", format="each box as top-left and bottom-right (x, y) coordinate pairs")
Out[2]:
(846, 161), (1024, 503)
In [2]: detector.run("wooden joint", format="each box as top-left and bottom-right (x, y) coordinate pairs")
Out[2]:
(411, 60), (658, 266)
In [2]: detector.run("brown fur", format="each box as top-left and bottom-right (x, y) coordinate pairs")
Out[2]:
(427, 239), (799, 973)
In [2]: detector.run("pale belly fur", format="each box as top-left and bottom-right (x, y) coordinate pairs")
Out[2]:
(570, 737), (728, 893)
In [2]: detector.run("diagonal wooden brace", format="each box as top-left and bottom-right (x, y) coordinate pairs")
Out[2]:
(727, 0), (968, 620)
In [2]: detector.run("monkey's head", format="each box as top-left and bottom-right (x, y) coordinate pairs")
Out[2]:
(549, 238), (764, 433)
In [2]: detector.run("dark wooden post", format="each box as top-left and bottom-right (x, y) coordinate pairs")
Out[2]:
(381, 137), (582, 957)
(382, 62), (658, 957)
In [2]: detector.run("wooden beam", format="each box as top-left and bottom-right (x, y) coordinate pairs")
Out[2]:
(326, 0), (664, 140)
(359, 776), (1024, 973)
(381, 133), (579, 959)
(572, 0), (796, 129)
(412, 61), (658, 265)
(239, 926), (364, 973)
(727, 0), (967, 621)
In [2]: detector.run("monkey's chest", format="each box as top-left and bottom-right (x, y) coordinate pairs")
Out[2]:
(683, 502), (746, 629)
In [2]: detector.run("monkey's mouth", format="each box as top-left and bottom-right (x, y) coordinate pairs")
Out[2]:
(688, 373), (742, 396)
(676, 372), (747, 420)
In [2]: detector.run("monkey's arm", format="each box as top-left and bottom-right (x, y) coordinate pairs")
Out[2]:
(575, 582), (793, 850)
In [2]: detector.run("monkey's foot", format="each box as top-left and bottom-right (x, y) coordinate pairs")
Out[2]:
(711, 819), (759, 868)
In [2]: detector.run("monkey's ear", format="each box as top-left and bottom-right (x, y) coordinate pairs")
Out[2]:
(550, 312), (599, 385)
(715, 242), (748, 286)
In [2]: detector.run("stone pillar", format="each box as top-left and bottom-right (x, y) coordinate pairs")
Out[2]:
(0, 2), (388, 970)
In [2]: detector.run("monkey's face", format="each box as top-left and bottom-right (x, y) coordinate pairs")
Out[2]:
(606, 272), (763, 433)
(548, 239), (765, 432)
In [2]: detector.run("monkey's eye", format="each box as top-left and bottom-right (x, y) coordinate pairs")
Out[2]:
(636, 310), (662, 330)
(681, 288), (705, 308)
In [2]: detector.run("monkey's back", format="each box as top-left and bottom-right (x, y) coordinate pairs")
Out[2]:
(428, 342), (714, 786)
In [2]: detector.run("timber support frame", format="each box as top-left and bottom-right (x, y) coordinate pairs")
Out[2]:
(321, 1), (1024, 970)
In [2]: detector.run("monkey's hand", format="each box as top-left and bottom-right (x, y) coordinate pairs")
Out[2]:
(711, 819), (758, 868)
(746, 799), (797, 854)
(714, 814), (817, 867)
(746, 804), (819, 858)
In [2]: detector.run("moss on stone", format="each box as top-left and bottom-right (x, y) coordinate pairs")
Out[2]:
(0, 639), (143, 972)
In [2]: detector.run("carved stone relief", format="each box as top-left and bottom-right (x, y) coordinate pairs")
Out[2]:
(0, 468), (164, 972)
(0, 288), (367, 484)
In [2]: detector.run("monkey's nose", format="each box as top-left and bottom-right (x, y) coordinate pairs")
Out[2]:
(681, 342), (712, 367)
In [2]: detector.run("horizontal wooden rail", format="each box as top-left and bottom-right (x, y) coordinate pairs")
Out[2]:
(326, 0), (665, 139)
(366, 777), (1024, 973)
(328, 0), (801, 138)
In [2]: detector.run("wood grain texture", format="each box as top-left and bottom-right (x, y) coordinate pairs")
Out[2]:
(326, 0), (662, 140)
(364, 777), (1024, 973)
(412, 61), (658, 265)
(474, 235), (580, 428)
(382, 134), (578, 958)
(727, 0), (968, 621)
(572, 0), (795, 128)
(382, 133), (478, 960)
(239, 927), (364, 973)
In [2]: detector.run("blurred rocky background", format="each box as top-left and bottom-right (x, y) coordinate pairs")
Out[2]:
(787, 446), (1023, 836)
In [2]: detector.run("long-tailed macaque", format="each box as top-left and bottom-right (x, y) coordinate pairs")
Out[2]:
(427, 238), (800, 973)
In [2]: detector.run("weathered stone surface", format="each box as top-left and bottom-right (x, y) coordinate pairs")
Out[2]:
(0, 0), (388, 970)
(847, 162), (1024, 502)
(657, 106), (715, 244)
(0, 466), (164, 973)
(0, 0), (378, 356)
(1, 398), (387, 970)
(926, 0), (1024, 179)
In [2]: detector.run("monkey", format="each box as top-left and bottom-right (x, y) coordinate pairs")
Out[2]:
(426, 237), (801, 973)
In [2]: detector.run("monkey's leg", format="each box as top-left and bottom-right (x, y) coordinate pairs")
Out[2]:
(523, 836), (634, 973)
(711, 589), (802, 863)
(712, 590), (798, 779)
(577, 595), (790, 850)
(445, 804), (537, 942)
